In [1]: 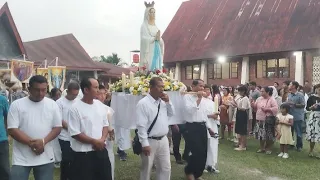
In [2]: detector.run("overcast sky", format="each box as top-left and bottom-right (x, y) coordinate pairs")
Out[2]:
(0, 0), (185, 63)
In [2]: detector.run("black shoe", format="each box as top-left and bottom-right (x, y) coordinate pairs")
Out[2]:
(176, 160), (184, 165)
(117, 147), (121, 154)
(119, 152), (127, 161)
(118, 148), (127, 161)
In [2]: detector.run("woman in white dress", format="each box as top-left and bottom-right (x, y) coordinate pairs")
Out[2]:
(140, 1), (164, 71)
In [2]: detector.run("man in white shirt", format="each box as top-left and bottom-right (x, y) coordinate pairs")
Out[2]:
(62, 79), (83, 99)
(183, 79), (217, 180)
(56, 82), (80, 180)
(8, 75), (62, 180)
(136, 77), (174, 180)
(68, 77), (112, 180)
(97, 84), (115, 180)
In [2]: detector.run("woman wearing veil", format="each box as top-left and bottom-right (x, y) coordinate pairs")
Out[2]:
(269, 86), (282, 109)
(140, 1), (165, 71)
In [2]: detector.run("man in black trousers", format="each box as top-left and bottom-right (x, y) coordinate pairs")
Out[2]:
(171, 124), (190, 164)
(68, 77), (112, 180)
(183, 79), (215, 180)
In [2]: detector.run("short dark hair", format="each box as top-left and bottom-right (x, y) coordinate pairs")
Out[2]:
(211, 85), (220, 94)
(149, 77), (162, 88)
(99, 84), (105, 90)
(29, 75), (47, 88)
(67, 82), (80, 91)
(280, 103), (290, 113)
(50, 88), (61, 98)
(314, 84), (320, 89)
(283, 80), (291, 86)
(291, 81), (299, 89)
(80, 77), (95, 93)
(274, 82), (279, 86)
(237, 85), (247, 93)
(313, 84), (320, 93)
(192, 79), (204, 86)
(263, 86), (273, 96)
(249, 81), (257, 86)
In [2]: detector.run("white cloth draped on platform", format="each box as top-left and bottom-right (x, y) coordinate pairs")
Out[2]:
(111, 92), (185, 129)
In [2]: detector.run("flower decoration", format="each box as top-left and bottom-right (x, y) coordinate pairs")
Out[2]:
(110, 67), (186, 95)
(162, 68), (167, 73)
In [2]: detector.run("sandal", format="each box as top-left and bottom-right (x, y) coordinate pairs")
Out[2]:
(265, 151), (272, 155)
(256, 149), (265, 153)
(308, 152), (314, 157)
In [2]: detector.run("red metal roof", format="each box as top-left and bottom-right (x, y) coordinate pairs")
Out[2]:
(0, 2), (26, 56)
(24, 34), (101, 71)
(163, 0), (320, 62)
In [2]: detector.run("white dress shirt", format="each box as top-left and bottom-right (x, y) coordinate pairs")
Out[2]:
(68, 99), (109, 152)
(136, 94), (174, 147)
(184, 94), (209, 124)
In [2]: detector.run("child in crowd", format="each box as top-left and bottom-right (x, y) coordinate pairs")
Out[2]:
(203, 85), (220, 173)
(276, 104), (294, 159)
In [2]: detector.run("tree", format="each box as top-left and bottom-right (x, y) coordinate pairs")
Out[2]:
(100, 53), (121, 65)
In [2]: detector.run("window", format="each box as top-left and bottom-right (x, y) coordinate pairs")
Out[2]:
(213, 64), (222, 79)
(278, 58), (289, 78)
(256, 58), (289, 78)
(185, 65), (200, 80)
(230, 62), (238, 78)
(208, 62), (238, 79)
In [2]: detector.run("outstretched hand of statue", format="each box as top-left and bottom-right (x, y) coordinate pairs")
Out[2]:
(155, 30), (160, 41)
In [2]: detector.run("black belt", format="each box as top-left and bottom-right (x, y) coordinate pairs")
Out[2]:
(148, 136), (164, 140)
(186, 122), (206, 125)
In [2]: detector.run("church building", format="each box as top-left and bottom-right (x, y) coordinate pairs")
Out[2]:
(163, 0), (320, 86)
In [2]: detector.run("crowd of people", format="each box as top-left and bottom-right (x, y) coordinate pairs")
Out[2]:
(0, 74), (318, 180)
(0, 75), (115, 180)
(165, 79), (317, 180)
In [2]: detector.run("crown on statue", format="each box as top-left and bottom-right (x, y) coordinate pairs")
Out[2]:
(144, 1), (155, 8)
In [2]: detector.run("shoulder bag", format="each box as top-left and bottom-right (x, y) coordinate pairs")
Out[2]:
(132, 103), (161, 155)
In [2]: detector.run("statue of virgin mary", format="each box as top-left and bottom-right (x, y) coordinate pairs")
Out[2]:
(140, 1), (165, 71)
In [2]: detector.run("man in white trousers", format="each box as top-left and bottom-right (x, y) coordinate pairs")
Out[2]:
(203, 85), (219, 173)
(136, 77), (174, 180)
(115, 126), (131, 161)
(97, 85), (115, 180)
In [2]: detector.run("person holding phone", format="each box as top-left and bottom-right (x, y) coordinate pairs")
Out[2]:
(136, 77), (174, 180)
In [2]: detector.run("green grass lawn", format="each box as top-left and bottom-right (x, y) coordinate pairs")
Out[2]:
(10, 136), (320, 180)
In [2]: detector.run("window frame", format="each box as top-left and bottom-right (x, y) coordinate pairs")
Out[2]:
(185, 64), (201, 80)
(207, 62), (238, 79)
(229, 62), (238, 79)
(256, 58), (290, 78)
